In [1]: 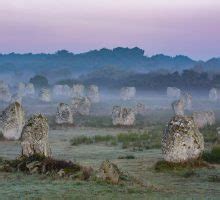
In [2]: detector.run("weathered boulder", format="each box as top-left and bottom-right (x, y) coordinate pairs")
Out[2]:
(97, 160), (121, 184)
(21, 114), (51, 157)
(39, 88), (51, 102)
(0, 102), (25, 140)
(112, 106), (135, 126)
(72, 84), (85, 97)
(87, 85), (100, 103)
(55, 103), (73, 124)
(167, 87), (181, 99)
(53, 85), (71, 97)
(0, 81), (11, 102)
(172, 98), (185, 116)
(181, 92), (192, 110)
(209, 88), (220, 101)
(162, 115), (204, 163)
(193, 111), (215, 128)
(71, 97), (91, 115)
(134, 103), (146, 115)
(120, 87), (136, 101)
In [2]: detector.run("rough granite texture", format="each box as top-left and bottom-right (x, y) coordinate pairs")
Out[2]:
(21, 114), (51, 157)
(162, 115), (204, 163)
(0, 102), (25, 140)
(112, 106), (135, 126)
(55, 103), (73, 124)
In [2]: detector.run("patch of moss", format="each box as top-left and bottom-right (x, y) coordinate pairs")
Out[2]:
(154, 160), (209, 172)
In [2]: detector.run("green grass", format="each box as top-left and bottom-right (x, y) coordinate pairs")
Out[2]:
(70, 127), (162, 150)
(154, 160), (209, 172)
(202, 145), (220, 164)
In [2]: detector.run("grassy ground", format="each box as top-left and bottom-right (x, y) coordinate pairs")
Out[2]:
(0, 126), (220, 199)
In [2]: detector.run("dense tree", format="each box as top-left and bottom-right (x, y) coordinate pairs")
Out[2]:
(30, 75), (49, 88)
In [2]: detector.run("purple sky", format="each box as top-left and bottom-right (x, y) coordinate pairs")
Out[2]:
(0, 0), (220, 60)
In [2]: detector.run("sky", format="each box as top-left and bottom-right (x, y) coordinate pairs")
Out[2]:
(0, 0), (220, 60)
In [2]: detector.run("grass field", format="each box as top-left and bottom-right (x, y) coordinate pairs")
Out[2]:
(0, 124), (220, 199)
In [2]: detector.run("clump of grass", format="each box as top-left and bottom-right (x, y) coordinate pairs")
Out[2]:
(118, 155), (135, 159)
(70, 135), (116, 146)
(154, 160), (209, 172)
(70, 126), (162, 150)
(202, 145), (220, 164)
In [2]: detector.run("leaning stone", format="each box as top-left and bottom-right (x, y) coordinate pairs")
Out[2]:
(0, 102), (25, 140)
(21, 114), (51, 157)
(162, 115), (204, 163)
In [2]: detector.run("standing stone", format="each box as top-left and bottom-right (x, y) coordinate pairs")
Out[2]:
(21, 114), (51, 157)
(120, 87), (136, 101)
(209, 88), (220, 101)
(0, 81), (11, 102)
(72, 84), (85, 97)
(0, 102), (25, 140)
(87, 85), (100, 103)
(172, 98), (185, 116)
(181, 92), (192, 110)
(112, 106), (135, 126)
(193, 111), (215, 128)
(55, 103), (73, 124)
(39, 88), (51, 102)
(162, 115), (204, 163)
(71, 97), (91, 115)
(167, 87), (181, 99)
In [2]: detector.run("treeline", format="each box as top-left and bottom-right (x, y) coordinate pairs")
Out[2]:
(54, 68), (220, 91)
